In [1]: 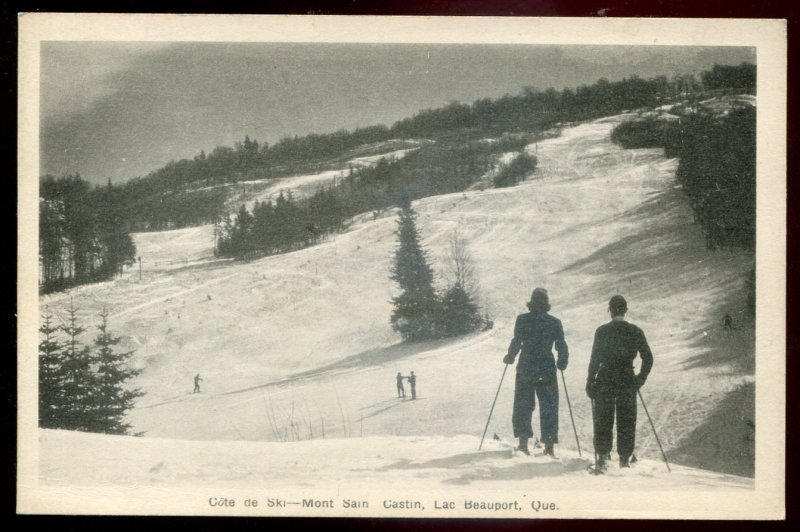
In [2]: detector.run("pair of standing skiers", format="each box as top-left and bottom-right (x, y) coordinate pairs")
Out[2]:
(396, 371), (417, 399)
(503, 288), (652, 471)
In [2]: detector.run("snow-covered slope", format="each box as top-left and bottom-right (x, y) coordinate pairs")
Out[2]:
(38, 113), (755, 492)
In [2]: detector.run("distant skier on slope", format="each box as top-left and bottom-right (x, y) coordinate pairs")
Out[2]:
(585, 295), (653, 471)
(503, 288), (569, 457)
(193, 373), (203, 393)
(723, 313), (733, 331)
(396, 372), (406, 398)
(407, 371), (417, 400)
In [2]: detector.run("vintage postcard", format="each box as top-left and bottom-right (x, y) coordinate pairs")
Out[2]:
(17, 14), (786, 518)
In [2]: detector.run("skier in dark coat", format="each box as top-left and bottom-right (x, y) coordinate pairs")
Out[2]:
(407, 371), (417, 400)
(193, 373), (202, 393)
(503, 288), (569, 457)
(396, 372), (406, 398)
(586, 295), (653, 470)
(723, 313), (733, 331)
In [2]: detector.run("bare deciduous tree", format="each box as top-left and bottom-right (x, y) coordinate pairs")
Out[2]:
(444, 228), (477, 297)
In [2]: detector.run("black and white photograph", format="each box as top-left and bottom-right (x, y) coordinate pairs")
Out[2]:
(17, 14), (786, 519)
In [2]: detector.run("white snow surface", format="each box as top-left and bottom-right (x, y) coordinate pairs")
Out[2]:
(40, 429), (750, 491)
(39, 113), (755, 492)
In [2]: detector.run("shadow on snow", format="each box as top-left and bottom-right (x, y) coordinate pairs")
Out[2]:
(218, 336), (465, 397)
(371, 451), (590, 485)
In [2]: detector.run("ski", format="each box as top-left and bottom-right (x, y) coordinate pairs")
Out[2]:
(587, 463), (606, 475)
(489, 433), (549, 459)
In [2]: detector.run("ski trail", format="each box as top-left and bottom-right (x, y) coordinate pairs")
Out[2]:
(109, 270), (243, 320)
(637, 381), (683, 460)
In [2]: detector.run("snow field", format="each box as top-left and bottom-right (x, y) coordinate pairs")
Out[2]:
(39, 113), (755, 486)
(39, 429), (751, 491)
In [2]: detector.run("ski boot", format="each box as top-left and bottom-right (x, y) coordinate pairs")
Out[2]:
(544, 442), (556, 458)
(516, 437), (531, 456)
(588, 452), (610, 474)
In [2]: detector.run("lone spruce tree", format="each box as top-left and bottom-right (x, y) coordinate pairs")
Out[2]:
(88, 309), (144, 434)
(390, 198), (439, 341)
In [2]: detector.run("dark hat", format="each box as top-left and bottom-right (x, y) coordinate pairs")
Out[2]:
(609, 295), (628, 316)
(527, 287), (551, 312)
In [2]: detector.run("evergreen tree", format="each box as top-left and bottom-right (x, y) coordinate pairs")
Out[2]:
(437, 284), (484, 337)
(494, 152), (538, 188)
(389, 199), (439, 341)
(87, 309), (143, 434)
(39, 309), (65, 429)
(40, 196), (65, 290)
(60, 300), (96, 431)
(97, 180), (137, 277)
(227, 204), (254, 257)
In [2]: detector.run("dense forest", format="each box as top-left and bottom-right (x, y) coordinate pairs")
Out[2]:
(611, 106), (755, 251)
(670, 107), (756, 250)
(700, 63), (756, 93)
(610, 62), (756, 250)
(40, 175), (137, 294)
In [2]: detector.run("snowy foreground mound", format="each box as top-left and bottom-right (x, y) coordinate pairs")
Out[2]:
(39, 429), (752, 490)
(35, 428), (754, 518)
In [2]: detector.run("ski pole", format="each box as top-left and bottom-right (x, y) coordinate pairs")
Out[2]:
(560, 370), (581, 457)
(637, 389), (671, 473)
(590, 398), (599, 475)
(478, 363), (509, 451)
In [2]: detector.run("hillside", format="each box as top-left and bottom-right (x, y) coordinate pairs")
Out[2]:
(39, 110), (756, 489)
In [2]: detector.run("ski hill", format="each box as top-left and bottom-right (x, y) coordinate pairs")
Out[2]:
(38, 109), (756, 495)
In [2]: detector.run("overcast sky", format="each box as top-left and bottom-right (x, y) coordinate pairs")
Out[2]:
(40, 43), (755, 185)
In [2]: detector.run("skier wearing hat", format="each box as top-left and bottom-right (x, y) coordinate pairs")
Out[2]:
(503, 288), (569, 457)
(586, 295), (653, 471)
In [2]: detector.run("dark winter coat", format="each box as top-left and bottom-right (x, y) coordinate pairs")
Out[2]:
(587, 319), (653, 392)
(506, 310), (569, 380)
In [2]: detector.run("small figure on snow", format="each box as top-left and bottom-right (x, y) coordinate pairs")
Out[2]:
(586, 295), (653, 471)
(193, 373), (203, 393)
(723, 313), (733, 331)
(396, 372), (406, 398)
(504, 288), (569, 457)
(407, 371), (417, 400)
